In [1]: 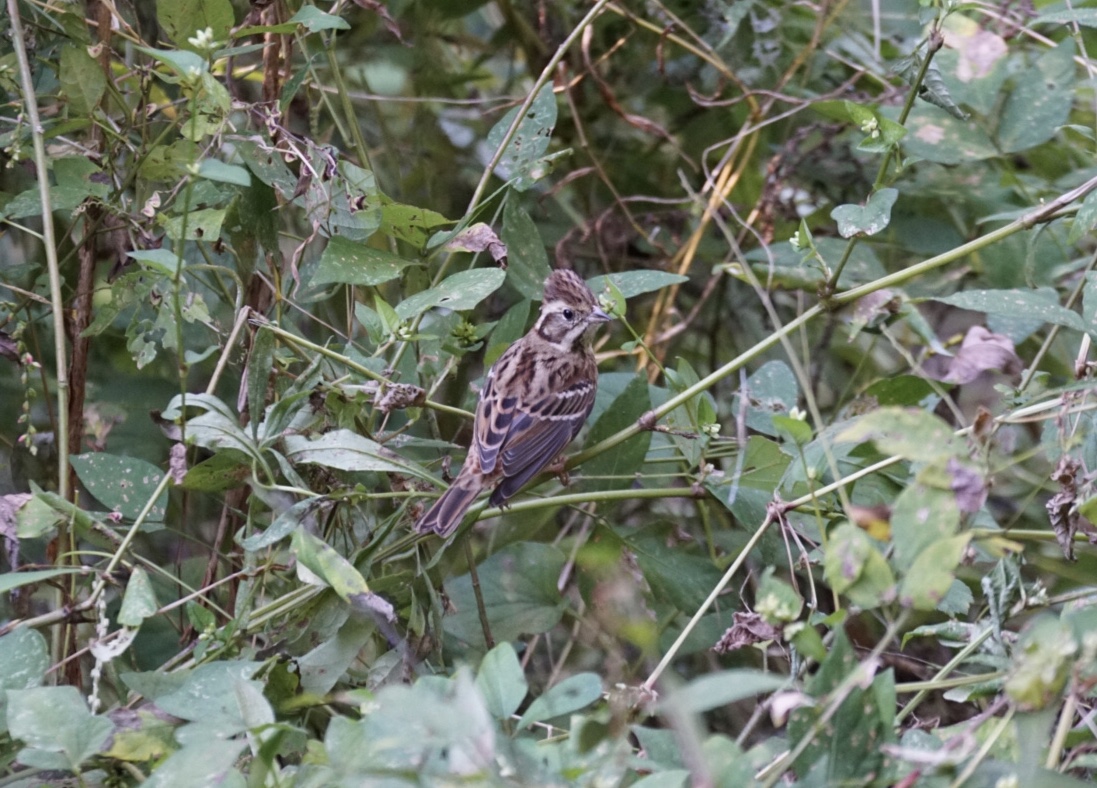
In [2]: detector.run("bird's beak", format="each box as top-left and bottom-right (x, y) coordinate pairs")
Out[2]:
(590, 307), (613, 323)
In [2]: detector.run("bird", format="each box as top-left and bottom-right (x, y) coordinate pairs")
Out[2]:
(415, 268), (613, 536)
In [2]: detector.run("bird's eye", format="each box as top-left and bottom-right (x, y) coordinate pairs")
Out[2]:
(562, 308), (575, 320)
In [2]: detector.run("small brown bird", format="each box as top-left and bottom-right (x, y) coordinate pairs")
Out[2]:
(415, 269), (612, 536)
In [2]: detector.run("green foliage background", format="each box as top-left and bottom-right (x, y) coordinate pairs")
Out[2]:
(3, 0), (1097, 784)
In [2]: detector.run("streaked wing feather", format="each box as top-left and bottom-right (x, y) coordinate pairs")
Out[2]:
(473, 366), (520, 474)
(490, 426), (574, 505)
(489, 378), (596, 503)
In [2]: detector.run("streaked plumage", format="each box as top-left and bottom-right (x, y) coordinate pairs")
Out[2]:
(415, 269), (612, 536)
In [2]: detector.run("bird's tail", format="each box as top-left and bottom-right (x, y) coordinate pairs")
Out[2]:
(415, 475), (482, 536)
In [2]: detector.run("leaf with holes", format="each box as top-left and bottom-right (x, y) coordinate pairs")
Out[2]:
(311, 236), (421, 287)
(587, 271), (689, 300)
(831, 188), (898, 238)
(998, 39), (1074, 154)
(502, 201), (552, 300)
(70, 453), (167, 522)
(517, 672), (602, 730)
(487, 86), (557, 190)
(395, 268), (506, 319)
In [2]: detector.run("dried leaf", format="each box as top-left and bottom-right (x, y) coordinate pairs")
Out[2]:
(349, 0), (404, 43)
(374, 383), (426, 413)
(168, 442), (188, 485)
(0, 332), (20, 362)
(928, 326), (1022, 384)
(947, 458), (987, 515)
(1046, 456), (1097, 560)
(713, 611), (782, 654)
(443, 223), (507, 265)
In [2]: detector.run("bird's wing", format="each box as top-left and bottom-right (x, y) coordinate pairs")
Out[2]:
(487, 376), (597, 504)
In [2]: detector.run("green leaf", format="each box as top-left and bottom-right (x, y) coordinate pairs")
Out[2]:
(100, 708), (175, 763)
(127, 249), (181, 277)
(137, 46), (209, 78)
(485, 299), (530, 367)
(891, 480), (961, 571)
(118, 567), (160, 627)
(59, 44), (106, 115)
(237, 139), (297, 194)
(487, 85), (557, 191)
(15, 494), (63, 539)
(70, 453), (168, 521)
(788, 629), (895, 781)
(144, 739), (246, 787)
(624, 527), (723, 612)
(311, 236), (420, 287)
(160, 207), (226, 241)
(582, 374), (652, 492)
(162, 393), (259, 457)
(132, 661), (264, 737)
(706, 436), (792, 527)
(0, 570), (86, 597)
(586, 271), (689, 300)
(476, 642), (529, 720)
(181, 450), (251, 492)
(1070, 190), (1097, 245)
(379, 198), (450, 248)
(7, 687), (113, 771)
(501, 201), (553, 300)
(196, 158), (251, 186)
(773, 415), (812, 446)
(928, 288), (1085, 332)
(1004, 617), (1074, 710)
(898, 534), (971, 610)
(443, 542), (567, 650)
(830, 188), (898, 238)
(823, 523), (895, 609)
(283, 429), (431, 480)
(1034, 8), (1097, 26)
(395, 268), (507, 320)
(156, 0), (235, 47)
(292, 528), (371, 599)
(836, 407), (963, 462)
(303, 161), (381, 240)
(1080, 272), (1097, 343)
(998, 39), (1075, 154)
(862, 374), (940, 407)
(289, 5), (351, 31)
(731, 360), (799, 437)
(239, 497), (325, 551)
(0, 158), (112, 221)
(0, 629), (49, 736)
(297, 617), (375, 695)
(248, 326), (275, 439)
(662, 670), (787, 715)
(517, 673), (602, 729)
(895, 103), (998, 164)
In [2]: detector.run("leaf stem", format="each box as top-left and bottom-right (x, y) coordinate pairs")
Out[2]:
(7, 0), (68, 500)
(642, 506), (778, 692)
(463, 0), (615, 219)
(828, 28), (945, 290)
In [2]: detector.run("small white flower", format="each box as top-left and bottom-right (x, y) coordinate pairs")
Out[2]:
(860, 117), (880, 138)
(187, 27), (218, 51)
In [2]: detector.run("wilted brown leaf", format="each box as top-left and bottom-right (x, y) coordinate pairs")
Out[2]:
(947, 458), (988, 515)
(713, 611), (782, 654)
(443, 223), (507, 265)
(934, 326), (1022, 384)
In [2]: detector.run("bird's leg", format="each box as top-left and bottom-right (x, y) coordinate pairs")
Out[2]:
(548, 454), (570, 487)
